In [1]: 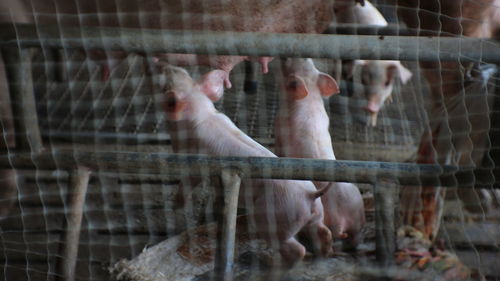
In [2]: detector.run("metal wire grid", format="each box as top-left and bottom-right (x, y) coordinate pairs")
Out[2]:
(0, 1), (500, 281)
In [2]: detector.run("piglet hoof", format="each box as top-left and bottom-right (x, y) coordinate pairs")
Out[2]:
(317, 225), (333, 257)
(279, 238), (306, 267)
(303, 224), (333, 258)
(341, 239), (359, 253)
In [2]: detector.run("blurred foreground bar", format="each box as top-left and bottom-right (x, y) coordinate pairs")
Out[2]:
(1, 24), (499, 62)
(0, 149), (495, 188)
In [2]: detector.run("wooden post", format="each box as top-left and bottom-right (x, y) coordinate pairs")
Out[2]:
(373, 178), (399, 268)
(55, 167), (91, 281)
(215, 169), (241, 281)
(1, 47), (43, 153)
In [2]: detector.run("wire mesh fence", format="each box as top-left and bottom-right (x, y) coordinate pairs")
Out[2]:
(0, 0), (499, 280)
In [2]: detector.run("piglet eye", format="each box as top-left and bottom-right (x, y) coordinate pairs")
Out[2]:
(164, 91), (177, 111)
(287, 80), (298, 90)
(384, 80), (391, 87)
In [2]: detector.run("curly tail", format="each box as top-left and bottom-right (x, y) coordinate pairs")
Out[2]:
(311, 184), (332, 199)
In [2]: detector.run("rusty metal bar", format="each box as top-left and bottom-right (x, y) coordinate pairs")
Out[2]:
(55, 167), (91, 281)
(1, 24), (499, 62)
(215, 169), (241, 281)
(1, 47), (43, 152)
(0, 149), (487, 187)
(373, 179), (398, 268)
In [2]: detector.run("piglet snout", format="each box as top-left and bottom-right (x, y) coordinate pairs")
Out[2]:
(363, 102), (380, 126)
(363, 101), (380, 114)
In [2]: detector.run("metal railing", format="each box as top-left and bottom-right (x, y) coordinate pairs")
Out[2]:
(1, 24), (500, 62)
(1, 23), (499, 281)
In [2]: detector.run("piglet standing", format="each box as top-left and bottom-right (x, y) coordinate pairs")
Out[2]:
(275, 58), (365, 250)
(335, 0), (412, 126)
(160, 63), (332, 265)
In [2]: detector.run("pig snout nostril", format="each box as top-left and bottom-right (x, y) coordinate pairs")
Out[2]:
(363, 106), (377, 113)
(363, 101), (381, 114)
(166, 98), (176, 109)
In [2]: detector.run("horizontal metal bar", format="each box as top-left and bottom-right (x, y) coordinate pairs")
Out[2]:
(0, 149), (487, 187)
(1, 24), (499, 62)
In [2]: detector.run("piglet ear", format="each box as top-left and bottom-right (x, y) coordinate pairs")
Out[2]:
(317, 72), (340, 97)
(285, 75), (308, 100)
(164, 91), (186, 120)
(386, 65), (398, 86)
(397, 63), (412, 84)
(199, 70), (228, 102)
(387, 63), (412, 85)
(152, 56), (170, 73)
(344, 59), (366, 79)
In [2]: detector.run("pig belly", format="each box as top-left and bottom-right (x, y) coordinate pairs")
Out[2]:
(321, 182), (365, 248)
(3, 0), (336, 75)
(155, 54), (246, 73)
(242, 178), (332, 259)
(247, 183), (311, 241)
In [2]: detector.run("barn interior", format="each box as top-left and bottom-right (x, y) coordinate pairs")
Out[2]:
(0, 0), (499, 280)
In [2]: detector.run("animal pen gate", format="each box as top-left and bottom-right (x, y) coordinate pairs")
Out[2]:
(0, 2), (500, 281)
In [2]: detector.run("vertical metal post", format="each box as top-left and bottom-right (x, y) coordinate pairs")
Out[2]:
(215, 169), (241, 281)
(0, 51), (18, 221)
(41, 47), (59, 82)
(1, 47), (43, 153)
(373, 178), (398, 268)
(55, 167), (91, 281)
(0, 170), (17, 220)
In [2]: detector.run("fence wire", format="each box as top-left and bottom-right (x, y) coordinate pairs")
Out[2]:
(0, 1), (499, 280)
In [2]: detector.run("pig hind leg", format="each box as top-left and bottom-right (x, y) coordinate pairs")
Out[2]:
(341, 231), (363, 252)
(174, 177), (219, 232)
(278, 237), (307, 266)
(300, 222), (333, 257)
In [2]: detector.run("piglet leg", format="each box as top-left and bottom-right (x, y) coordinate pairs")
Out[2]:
(342, 232), (362, 252)
(301, 223), (333, 257)
(279, 237), (306, 267)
